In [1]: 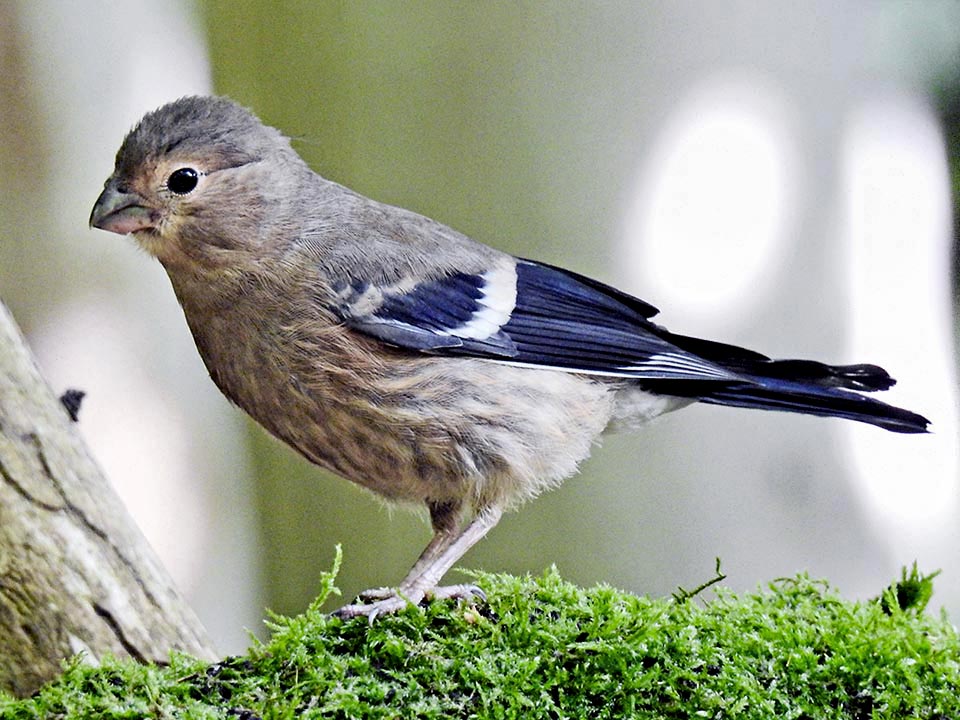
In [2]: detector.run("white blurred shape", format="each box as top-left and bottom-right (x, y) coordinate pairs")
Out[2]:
(841, 95), (959, 541)
(11, 0), (260, 651)
(18, 0), (210, 130)
(623, 72), (795, 320)
(15, 0), (215, 584)
(32, 298), (208, 584)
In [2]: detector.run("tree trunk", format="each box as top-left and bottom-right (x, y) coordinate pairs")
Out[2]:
(0, 301), (216, 697)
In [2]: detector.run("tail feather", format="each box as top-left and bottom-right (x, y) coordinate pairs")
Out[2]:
(660, 332), (929, 433)
(668, 333), (898, 392)
(698, 381), (929, 433)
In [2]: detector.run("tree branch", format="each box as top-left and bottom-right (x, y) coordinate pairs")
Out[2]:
(0, 300), (215, 697)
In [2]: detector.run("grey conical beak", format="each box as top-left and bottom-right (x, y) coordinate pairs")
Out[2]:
(89, 181), (156, 235)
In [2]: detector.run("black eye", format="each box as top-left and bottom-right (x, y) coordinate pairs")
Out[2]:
(167, 167), (200, 195)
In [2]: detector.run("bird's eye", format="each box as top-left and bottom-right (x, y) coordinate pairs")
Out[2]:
(167, 167), (200, 195)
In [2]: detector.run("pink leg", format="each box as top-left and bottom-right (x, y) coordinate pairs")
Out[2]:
(333, 505), (503, 620)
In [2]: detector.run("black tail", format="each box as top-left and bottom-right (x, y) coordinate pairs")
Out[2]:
(698, 378), (930, 433)
(659, 335), (931, 434)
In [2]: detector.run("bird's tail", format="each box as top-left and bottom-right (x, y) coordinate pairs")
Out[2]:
(697, 376), (930, 433)
(655, 335), (931, 433)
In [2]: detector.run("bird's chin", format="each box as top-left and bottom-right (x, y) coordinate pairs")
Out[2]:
(131, 231), (169, 259)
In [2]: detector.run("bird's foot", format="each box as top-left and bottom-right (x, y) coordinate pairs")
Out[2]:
(332, 591), (419, 621)
(355, 586), (399, 602)
(426, 583), (486, 603)
(332, 583), (486, 621)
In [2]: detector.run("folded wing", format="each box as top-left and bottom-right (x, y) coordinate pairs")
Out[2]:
(331, 258), (930, 433)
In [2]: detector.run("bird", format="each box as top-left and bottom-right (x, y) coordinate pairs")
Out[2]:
(90, 95), (930, 619)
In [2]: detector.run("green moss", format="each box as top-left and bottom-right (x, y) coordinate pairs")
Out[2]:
(2, 561), (957, 719)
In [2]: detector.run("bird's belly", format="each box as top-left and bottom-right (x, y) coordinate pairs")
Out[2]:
(219, 350), (617, 510)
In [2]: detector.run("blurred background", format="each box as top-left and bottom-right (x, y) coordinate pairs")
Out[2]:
(2, 1), (959, 653)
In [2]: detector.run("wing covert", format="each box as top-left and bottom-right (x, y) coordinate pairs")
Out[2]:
(333, 257), (741, 382)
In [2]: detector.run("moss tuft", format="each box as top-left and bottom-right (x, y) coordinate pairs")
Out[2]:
(2, 561), (957, 719)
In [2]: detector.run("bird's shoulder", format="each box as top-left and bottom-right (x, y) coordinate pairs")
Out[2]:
(295, 179), (505, 284)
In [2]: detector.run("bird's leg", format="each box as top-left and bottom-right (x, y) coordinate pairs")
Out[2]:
(400, 503), (502, 603)
(334, 502), (503, 619)
(354, 501), (463, 602)
(400, 500), (466, 590)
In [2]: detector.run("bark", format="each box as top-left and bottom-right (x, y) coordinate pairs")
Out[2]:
(0, 301), (215, 697)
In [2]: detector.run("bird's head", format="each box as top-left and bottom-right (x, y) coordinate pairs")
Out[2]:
(90, 96), (306, 271)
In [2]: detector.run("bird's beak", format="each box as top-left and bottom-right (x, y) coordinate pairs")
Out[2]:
(89, 182), (156, 235)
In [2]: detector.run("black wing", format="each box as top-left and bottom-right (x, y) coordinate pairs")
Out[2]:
(334, 258), (743, 382)
(331, 258), (930, 434)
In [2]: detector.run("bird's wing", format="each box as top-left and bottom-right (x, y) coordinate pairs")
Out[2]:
(329, 255), (930, 433)
(331, 257), (744, 382)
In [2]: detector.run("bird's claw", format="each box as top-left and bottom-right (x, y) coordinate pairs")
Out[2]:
(356, 586), (398, 602)
(331, 583), (486, 622)
(332, 593), (415, 624)
(426, 583), (486, 603)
